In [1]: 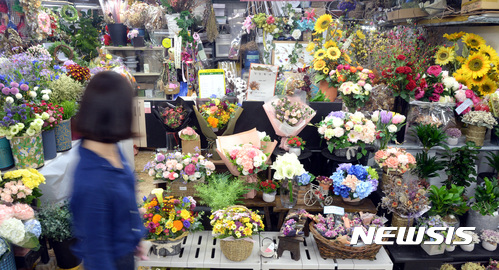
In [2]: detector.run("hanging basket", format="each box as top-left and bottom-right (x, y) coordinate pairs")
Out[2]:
(219, 206), (254, 261)
(10, 133), (44, 169)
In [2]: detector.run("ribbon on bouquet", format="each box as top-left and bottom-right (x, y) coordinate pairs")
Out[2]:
(345, 146), (358, 160)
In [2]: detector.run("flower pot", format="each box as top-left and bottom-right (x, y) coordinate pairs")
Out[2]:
(0, 137), (14, 170)
(421, 243), (445, 256)
(280, 177), (298, 208)
(10, 133), (44, 169)
(319, 182), (331, 191)
(0, 246), (15, 270)
(288, 147), (301, 156)
(446, 137), (459, 146)
(107, 23), (128, 46)
(333, 146), (358, 159)
(132, 36), (145, 47)
(482, 241), (497, 251)
(465, 209), (499, 233)
(42, 129), (57, 160)
(262, 191), (276, 203)
(55, 120), (72, 152)
(445, 245), (456, 252)
(49, 238), (82, 269)
(465, 124), (486, 147)
(151, 236), (186, 256)
(318, 80), (337, 102)
(460, 243), (475, 252)
(442, 215), (459, 228)
(391, 213), (414, 228)
(342, 197), (364, 205)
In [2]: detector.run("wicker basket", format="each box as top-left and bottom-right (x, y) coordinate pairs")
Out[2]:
(381, 169), (403, 190)
(465, 125), (486, 146)
(309, 221), (382, 260)
(219, 206), (255, 261)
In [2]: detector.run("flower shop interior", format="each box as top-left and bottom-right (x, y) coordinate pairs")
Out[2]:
(3, 0), (499, 269)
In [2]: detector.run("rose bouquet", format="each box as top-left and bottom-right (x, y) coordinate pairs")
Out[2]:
(27, 100), (64, 131)
(381, 179), (429, 217)
(414, 66), (460, 102)
(0, 169), (45, 205)
(153, 99), (193, 133)
(330, 66), (375, 113)
(371, 110), (406, 149)
(315, 111), (376, 158)
(332, 163), (379, 200)
(140, 189), (203, 240)
(210, 206), (264, 239)
(224, 143), (268, 176)
(374, 147), (416, 174)
(259, 179), (279, 194)
(162, 105), (187, 130)
(144, 151), (215, 182)
(381, 54), (421, 102)
(454, 88), (490, 115)
(263, 93), (316, 150)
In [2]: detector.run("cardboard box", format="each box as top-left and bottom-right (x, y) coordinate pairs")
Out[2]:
(462, 0), (499, 13)
(386, 8), (429, 20)
(181, 138), (201, 155)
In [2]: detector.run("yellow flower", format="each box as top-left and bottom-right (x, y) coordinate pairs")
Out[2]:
(235, 231), (242, 238)
(443, 32), (465, 42)
(314, 14), (333, 34)
(244, 227), (252, 236)
(105, 54), (112, 60)
(434, 47), (455, 66)
(456, 56), (466, 64)
(462, 33), (486, 49)
(356, 30), (366, 39)
(479, 79), (497, 96)
(323, 67), (330, 74)
(314, 49), (326, 60)
(343, 53), (352, 64)
(326, 47), (341, 60)
(165, 220), (173, 229)
(479, 45), (499, 62)
(314, 60), (326, 71)
(306, 42), (315, 52)
(324, 40), (337, 49)
(180, 209), (191, 220)
(332, 29), (343, 38)
(463, 53), (491, 79)
(172, 227), (177, 233)
(155, 226), (163, 235)
(470, 75), (487, 86)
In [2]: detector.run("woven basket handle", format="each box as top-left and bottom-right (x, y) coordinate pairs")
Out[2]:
(261, 237), (274, 247)
(224, 205), (250, 215)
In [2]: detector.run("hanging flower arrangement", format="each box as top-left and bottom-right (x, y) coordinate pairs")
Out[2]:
(37, 11), (51, 35)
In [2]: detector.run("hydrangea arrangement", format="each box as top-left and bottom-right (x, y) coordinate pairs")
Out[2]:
(210, 206), (264, 239)
(1, 169), (45, 205)
(144, 151), (215, 182)
(140, 189), (203, 240)
(0, 215), (41, 251)
(371, 110), (406, 149)
(225, 143), (268, 176)
(316, 111), (376, 158)
(462, 111), (498, 129)
(332, 163), (379, 200)
(374, 147), (416, 174)
(481, 230), (499, 244)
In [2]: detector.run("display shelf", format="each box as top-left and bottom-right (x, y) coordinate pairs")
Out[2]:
(132, 72), (161, 77)
(382, 13), (499, 27)
(104, 46), (164, 51)
(391, 137), (499, 151)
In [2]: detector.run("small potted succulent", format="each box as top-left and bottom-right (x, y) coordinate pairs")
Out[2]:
(460, 231), (480, 252)
(259, 179), (280, 203)
(445, 128), (461, 146)
(480, 229), (499, 251)
(445, 233), (460, 252)
(287, 136), (305, 156)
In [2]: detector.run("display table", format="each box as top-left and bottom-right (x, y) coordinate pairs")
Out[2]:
(136, 231), (393, 270)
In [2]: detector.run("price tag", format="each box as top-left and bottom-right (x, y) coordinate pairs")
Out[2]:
(324, 206), (344, 215)
(179, 186), (187, 191)
(455, 98), (473, 115)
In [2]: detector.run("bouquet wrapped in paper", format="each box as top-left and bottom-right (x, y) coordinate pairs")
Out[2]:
(263, 92), (316, 150)
(153, 98), (193, 133)
(216, 129), (277, 199)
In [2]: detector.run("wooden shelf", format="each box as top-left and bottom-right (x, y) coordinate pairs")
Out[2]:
(132, 72), (161, 76)
(104, 46), (164, 51)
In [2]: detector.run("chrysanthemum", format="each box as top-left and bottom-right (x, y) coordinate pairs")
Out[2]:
(462, 33), (486, 49)
(314, 60), (326, 71)
(479, 45), (499, 62)
(479, 79), (497, 96)
(314, 14), (332, 34)
(324, 40), (337, 49)
(443, 32), (465, 42)
(314, 49), (327, 60)
(434, 47), (455, 66)
(463, 53), (491, 79)
(326, 47), (341, 60)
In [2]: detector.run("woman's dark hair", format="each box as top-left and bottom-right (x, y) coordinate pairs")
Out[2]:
(75, 71), (133, 143)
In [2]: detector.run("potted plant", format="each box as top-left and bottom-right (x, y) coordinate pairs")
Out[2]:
(194, 173), (249, 210)
(37, 202), (81, 269)
(28, 101), (64, 160)
(331, 163), (379, 205)
(47, 74), (83, 104)
(485, 152), (499, 179)
(417, 216), (446, 255)
(480, 230), (499, 251)
(461, 111), (497, 146)
(413, 152), (445, 188)
(287, 136), (305, 156)
(442, 141), (480, 195)
(55, 101), (78, 152)
(428, 184), (469, 227)
(445, 128), (461, 145)
(413, 123), (448, 151)
(259, 179), (279, 203)
(271, 153), (309, 208)
(466, 178), (499, 232)
(445, 233), (460, 252)
(460, 231), (480, 252)
(374, 147), (416, 189)
(316, 176), (333, 191)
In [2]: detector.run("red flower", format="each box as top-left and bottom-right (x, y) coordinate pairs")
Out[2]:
(396, 55), (406, 61)
(104, 34), (112, 46)
(270, 184), (276, 189)
(405, 80), (417, 91)
(395, 67), (406, 74)
(296, 141), (301, 146)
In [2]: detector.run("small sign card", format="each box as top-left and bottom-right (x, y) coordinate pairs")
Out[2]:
(324, 206), (345, 216)
(455, 98), (473, 115)
(246, 63), (278, 101)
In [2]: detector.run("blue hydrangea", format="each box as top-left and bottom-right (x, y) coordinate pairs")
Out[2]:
(354, 181), (372, 199)
(336, 163), (352, 172)
(368, 176), (378, 192)
(347, 165), (368, 181)
(334, 185), (351, 198)
(0, 237), (8, 258)
(297, 173), (311, 185)
(24, 219), (42, 238)
(331, 171), (345, 187)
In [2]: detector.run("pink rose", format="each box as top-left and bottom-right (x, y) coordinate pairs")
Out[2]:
(357, 80), (366, 87)
(175, 163), (183, 171)
(168, 173), (176, 180)
(465, 89), (474, 99)
(184, 164), (196, 176)
(205, 161), (215, 171)
(427, 65), (442, 77)
(392, 114), (406, 125)
(415, 88), (425, 100)
(429, 93), (441, 102)
(368, 73), (375, 80)
(13, 203), (34, 220)
(433, 83), (444, 94)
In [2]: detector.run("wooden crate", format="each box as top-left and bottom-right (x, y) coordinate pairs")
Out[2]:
(462, 0), (499, 13)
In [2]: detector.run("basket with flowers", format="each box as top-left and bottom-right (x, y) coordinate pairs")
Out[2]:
(330, 66), (375, 113)
(374, 147), (416, 189)
(210, 205), (264, 261)
(140, 189), (203, 256)
(331, 163), (379, 205)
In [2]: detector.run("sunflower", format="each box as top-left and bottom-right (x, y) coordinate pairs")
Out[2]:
(326, 47), (341, 60)
(324, 40), (337, 49)
(331, 29), (343, 38)
(462, 53), (491, 79)
(314, 14), (332, 34)
(456, 56), (466, 64)
(314, 49), (327, 60)
(479, 79), (497, 96)
(443, 32), (465, 42)
(323, 68), (330, 75)
(478, 45), (499, 62)
(453, 73), (469, 86)
(462, 33), (486, 49)
(314, 59), (326, 71)
(306, 42), (315, 52)
(470, 75), (487, 86)
(434, 47), (455, 66)
(343, 53), (352, 64)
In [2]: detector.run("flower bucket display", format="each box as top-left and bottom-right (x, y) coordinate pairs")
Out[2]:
(0, 137), (14, 170)
(55, 119), (72, 152)
(42, 129), (57, 160)
(107, 23), (128, 46)
(0, 248), (16, 270)
(151, 233), (188, 257)
(10, 134), (44, 169)
(49, 238), (82, 269)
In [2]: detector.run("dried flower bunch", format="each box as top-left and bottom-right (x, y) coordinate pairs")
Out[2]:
(381, 179), (429, 216)
(462, 111), (498, 129)
(481, 230), (499, 244)
(445, 128), (462, 138)
(123, 2), (149, 28)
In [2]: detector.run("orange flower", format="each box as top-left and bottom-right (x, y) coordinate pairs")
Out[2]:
(357, 66), (363, 71)
(392, 202), (398, 207)
(152, 214), (162, 223)
(350, 66), (357, 73)
(173, 220), (184, 231)
(338, 75), (345, 82)
(150, 200), (158, 207)
(207, 116), (219, 128)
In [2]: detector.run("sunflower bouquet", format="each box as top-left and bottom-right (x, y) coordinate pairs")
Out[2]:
(434, 32), (499, 97)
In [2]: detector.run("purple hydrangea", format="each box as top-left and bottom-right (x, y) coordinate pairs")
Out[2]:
(328, 111), (346, 119)
(379, 111), (393, 124)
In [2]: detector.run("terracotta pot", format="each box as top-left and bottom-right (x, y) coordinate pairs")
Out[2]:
(342, 197), (363, 205)
(319, 183), (331, 191)
(318, 81), (337, 102)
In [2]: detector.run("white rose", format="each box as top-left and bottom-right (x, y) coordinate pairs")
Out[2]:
(173, 173), (179, 178)
(42, 94), (50, 101)
(5, 97), (13, 104)
(332, 117), (343, 128)
(183, 158), (191, 165)
(387, 124), (398, 133)
(33, 87), (39, 91)
(29, 91), (37, 98)
(371, 111), (379, 122)
(364, 83), (373, 92)
(0, 218), (25, 244)
(16, 123), (24, 130)
(41, 112), (49, 120)
(324, 128), (334, 139)
(194, 172), (201, 178)
(15, 93), (22, 99)
(292, 29), (301, 40)
(9, 125), (19, 135)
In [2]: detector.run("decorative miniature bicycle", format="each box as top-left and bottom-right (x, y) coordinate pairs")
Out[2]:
(304, 183), (333, 207)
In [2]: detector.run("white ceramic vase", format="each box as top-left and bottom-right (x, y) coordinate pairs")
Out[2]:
(421, 243), (445, 256)
(460, 243), (475, 252)
(289, 147), (301, 156)
(262, 191), (276, 203)
(482, 241), (497, 251)
(445, 245), (455, 252)
(447, 137), (459, 145)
